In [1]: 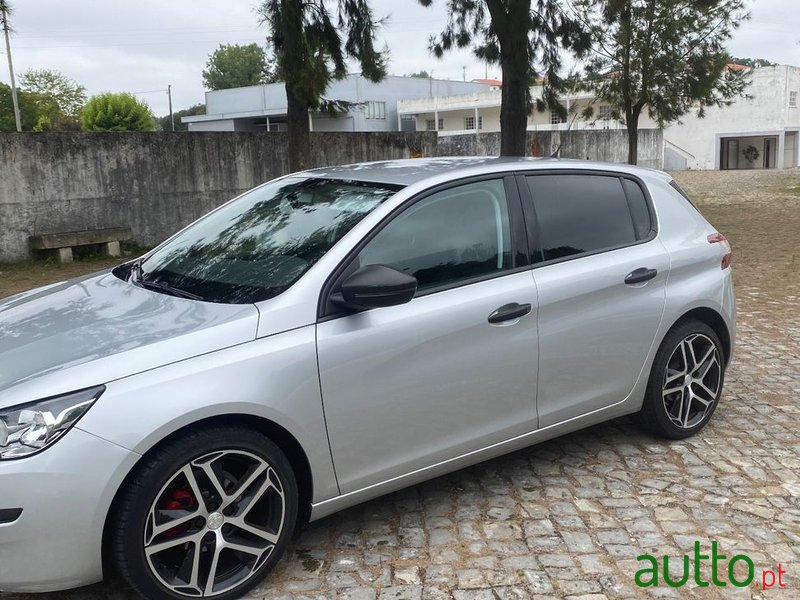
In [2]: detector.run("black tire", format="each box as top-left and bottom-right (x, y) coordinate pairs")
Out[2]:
(636, 319), (726, 439)
(111, 426), (298, 600)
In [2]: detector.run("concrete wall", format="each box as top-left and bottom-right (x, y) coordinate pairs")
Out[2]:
(0, 129), (661, 262)
(0, 132), (437, 262)
(437, 129), (663, 169)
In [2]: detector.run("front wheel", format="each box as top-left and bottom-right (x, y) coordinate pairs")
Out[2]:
(111, 426), (298, 600)
(637, 319), (725, 439)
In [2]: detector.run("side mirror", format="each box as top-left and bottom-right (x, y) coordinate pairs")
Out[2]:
(334, 264), (417, 310)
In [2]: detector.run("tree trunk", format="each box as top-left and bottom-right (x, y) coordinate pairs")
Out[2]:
(626, 108), (641, 165)
(286, 84), (311, 172)
(498, 0), (531, 157)
(500, 60), (529, 157)
(280, 0), (311, 173)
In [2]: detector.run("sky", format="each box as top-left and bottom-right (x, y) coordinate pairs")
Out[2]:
(0, 0), (797, 117)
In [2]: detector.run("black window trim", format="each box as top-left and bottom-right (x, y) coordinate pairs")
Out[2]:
(317, 173), (531, 321)
(515, 169), (659, 269)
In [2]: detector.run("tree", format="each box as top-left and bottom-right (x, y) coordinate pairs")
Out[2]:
(419, 0), (589, 156)
(202, 43), (277, 90)
(19, 69), (86, 130)
(258, 0), (386, 171)
(407, 70), (432, 78)
(157, 103), (205, 131)
(80, 92), (156, 131)
(573, 0), (750, 164)
(0, 83), (38, 131)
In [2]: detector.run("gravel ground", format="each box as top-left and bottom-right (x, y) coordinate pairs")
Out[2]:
(1, 168), (799, 599)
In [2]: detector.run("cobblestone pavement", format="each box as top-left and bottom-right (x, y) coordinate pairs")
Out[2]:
(2, 170), (799, 599)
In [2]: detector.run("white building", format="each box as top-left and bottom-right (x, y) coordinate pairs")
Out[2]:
(182, 75), (491, 133)
(397, 64), (800, 170)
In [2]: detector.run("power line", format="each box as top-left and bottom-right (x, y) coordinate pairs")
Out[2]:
(13, 37), (264, 50)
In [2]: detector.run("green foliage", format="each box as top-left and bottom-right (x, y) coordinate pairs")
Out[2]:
(18, 69), (86, 131)
(406, 70), (431, 78)
(572, 0), (750, 163)
(157, 104), (206, 131)
(202, 44), (277, 90)
(80, 92), (156, 131)
(418, 0), (590, 156)
(20, 69), (86, 117)
(0, 83), (40, 131)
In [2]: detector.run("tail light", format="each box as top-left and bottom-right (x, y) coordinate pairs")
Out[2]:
(708, 233), (732, 269)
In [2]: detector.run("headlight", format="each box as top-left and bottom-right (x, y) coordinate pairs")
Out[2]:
(0, 386), (105, 460)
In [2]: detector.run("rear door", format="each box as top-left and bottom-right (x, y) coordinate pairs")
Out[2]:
(316, 177), (539, 494)
(523, 172), (668, 427)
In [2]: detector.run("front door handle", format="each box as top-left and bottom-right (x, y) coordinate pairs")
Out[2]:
(625, 267), (658, 285)
(488, 302), (532, 324)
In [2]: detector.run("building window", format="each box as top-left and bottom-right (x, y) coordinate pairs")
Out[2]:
(366, 101), (386, 120)
(464, 116), (483, 130)
(550, 109), (567, 125)
(425, 118), (443, 131)
(598, 105), (613, 120)
(790, 91), (798, 108)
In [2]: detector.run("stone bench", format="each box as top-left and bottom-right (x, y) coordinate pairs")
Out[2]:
(30, 227), (132, 263)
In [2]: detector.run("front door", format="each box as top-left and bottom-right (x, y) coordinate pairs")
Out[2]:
(523, 173), (669, 427)
(764, 138), (775, 168)
(317, 178), (539, 493)
(724, 139), (739, 169)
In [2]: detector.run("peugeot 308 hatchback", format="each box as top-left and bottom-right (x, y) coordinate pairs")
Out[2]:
(0, 158), (734, 600)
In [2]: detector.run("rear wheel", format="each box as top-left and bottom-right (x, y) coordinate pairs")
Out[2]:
(112, 426), (297, 600)
(637, 319), (725, 439)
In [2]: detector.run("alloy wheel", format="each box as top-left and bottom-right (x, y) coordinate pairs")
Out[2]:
(143, 449), (286, 597)
(661, 333), (721, 429)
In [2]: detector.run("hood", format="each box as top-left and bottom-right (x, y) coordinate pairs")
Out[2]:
(0, 271), (259, 401)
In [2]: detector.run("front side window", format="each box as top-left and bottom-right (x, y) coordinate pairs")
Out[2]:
(528, 174), (650, 263)
(356, 179), (513, 293)
(138, 177), (399, 304)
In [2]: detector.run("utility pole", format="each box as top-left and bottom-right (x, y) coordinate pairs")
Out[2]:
(167, 84), (174, 131)
(0, 1), (21, 132)
(462, 66), (466, 82)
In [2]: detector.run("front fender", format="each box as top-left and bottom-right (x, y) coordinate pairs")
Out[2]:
(77, 325), (339, 503)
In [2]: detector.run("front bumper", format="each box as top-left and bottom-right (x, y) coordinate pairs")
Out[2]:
(0, 427), (138, 593)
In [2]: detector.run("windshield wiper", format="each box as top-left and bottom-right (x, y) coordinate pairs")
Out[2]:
(137, 278), (205, 301)
(130, 259), (205, 301)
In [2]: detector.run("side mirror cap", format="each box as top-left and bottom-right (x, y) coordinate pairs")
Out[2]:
(334, 264), (417, 310)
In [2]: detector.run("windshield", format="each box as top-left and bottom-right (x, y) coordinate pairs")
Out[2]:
(138, 177), (400, 304)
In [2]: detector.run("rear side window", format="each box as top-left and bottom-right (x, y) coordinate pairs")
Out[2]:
(526, 174), (651, 263)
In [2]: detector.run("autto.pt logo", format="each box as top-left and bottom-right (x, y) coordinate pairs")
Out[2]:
(635, 541), (788, 589)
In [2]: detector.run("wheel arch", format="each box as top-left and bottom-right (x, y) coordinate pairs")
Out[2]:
(669, 306), (732, 364)
(100, 413), (314, 578)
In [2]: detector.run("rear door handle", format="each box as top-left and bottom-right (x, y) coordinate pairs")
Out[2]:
(625, 267), (658, 285)
(488, 302), (532, 324)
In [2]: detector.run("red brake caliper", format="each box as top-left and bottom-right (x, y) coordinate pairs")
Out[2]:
(162, 488), (198, 538)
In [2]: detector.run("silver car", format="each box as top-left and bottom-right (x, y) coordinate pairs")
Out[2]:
(0, 158), (734, 599)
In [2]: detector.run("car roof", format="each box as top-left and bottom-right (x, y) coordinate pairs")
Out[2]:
(300, 157), (671, 187)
